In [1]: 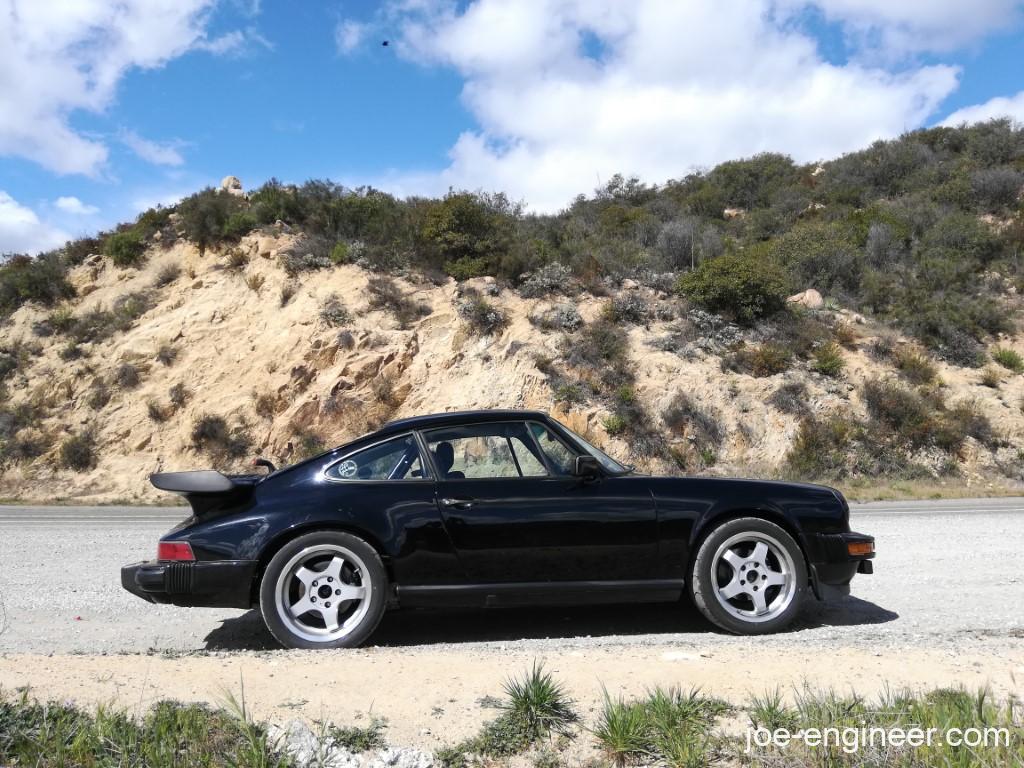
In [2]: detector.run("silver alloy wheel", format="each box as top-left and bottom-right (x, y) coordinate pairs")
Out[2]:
(273, 544), (370, 643)
(711, 531), (796, 623)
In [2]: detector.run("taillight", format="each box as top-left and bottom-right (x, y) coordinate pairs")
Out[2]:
(157, 541), (195, 561)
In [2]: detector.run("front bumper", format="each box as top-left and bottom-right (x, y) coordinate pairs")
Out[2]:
(121, 560), (257, 608)
(804, 531), (875, 600)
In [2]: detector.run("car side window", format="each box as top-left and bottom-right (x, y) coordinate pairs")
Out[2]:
(529, 422), (576, 476)
(424, 423), (550, 480)
(325, 434), (425, 481)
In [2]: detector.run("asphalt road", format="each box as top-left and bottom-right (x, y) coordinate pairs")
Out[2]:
(0, 498), (1021, 654)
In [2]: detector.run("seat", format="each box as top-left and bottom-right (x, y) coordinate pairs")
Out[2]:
(433, 441), (465, 479)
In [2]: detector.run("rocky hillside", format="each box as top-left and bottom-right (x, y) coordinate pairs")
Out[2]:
(0, 225), (1021, 503)
(2, 121), (1024, 502)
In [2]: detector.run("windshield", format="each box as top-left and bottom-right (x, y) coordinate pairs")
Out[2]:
(558, 423), (631, 474)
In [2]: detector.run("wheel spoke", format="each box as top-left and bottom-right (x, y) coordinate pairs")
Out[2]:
(750, 588), (768, 615)
(719, 578), (745, 600)
(320, 605), (340, 632)
(764, 570), (787, 587)
(289, 595), (315, 618)
(751, 542), (768, 564)
(294, 566), (318, 587)
(323, 556), (345, 581)
(336, 583), (366, 601)
(721, 549), (744, 571)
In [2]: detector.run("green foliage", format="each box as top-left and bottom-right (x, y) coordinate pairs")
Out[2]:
(59, 430), (96, 471)
(458, 290), (508, 336)
(894, 347), (939, 385)
(323, 718), (387, 751)
(676, 248), (787, 324)
(0, 689), (287, 767)
(811, 342), (845, 377)
(593, 687), (729, 768)
(191, 414), (252, 462)
(177, 188), (250, 255)
(104, 228), (147, 267)
(330, 241), (351, 265)
(319, 293), (351, 327)
(992, 347), (1024, 373)
(420, 191), (516, 277)
(0, 252), (75, 317)
(770, 220), (862, 297)
(722, 343), (791, 377)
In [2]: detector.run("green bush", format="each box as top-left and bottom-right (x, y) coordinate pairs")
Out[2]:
(811, 342), (845, 377)
(676, 248), (787, 324)
(0, 253), (75, 317)
(59, 430), (96, 471)
(894, 347), (938, 385)
(177, 188), (248, 256)
(104, 229), (147, 267)
(367, 276), (432, 329)
(992, 347), (1024, 373)
(458, 291), (507, 336)
(722, 343), (791, 377)
(319, 293), (351, 327)
(190, 413), (252, 461)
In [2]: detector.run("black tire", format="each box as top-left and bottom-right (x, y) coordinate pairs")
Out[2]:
(259, 530), (388, 649)
(689, 517), (807, 635)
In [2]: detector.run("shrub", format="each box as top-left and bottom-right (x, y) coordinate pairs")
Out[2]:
(252, 391), (278, 419)
(319, 293), (351, 327)
(367, 276), (431, 329)
(336, 330), (356, 350)
(676, 248), (787, 324)
(220, 210), (258, 241)
(970, 167), (1024, 212)
(104, 229), (146, 268)
(224, 249), (249, 271)
(980, 366), (1003, 388)
(324, 719), (387, 752)
(562, 318), (632, 392)
(862, 379), (937, 448)
(894, 347), (938, 385)
(59, 341), (84, 360)
(722, 343), (791, 377)
(530, 303), (583, 332)
(114, 362), (141, 388)
(992, 347), (1024, 373)
(292, 428), (327, 461)
(168, 382), (190, 409)
(811, 342), (845, 377)
(152, 263), (181, 288)
(190, 414), (252, 460)
(603, 413), (627, 436)
(517, 263), (576, 298)
(155, 343), (177, 366)
(554, 383), (585, 405)
(832, 321), (859, 349)
(59, 430), (96, 471)
(767, 381), (810, 416)
(87, 380), (111, 410)
(329, 241), (351, 265)
(606, 293), (649, 324)
(245, 273), (265, 293)
(785, 415), (859, 478)
(662, 392), (724, 455)
(0, 252), (75, 317)
(279, 235), (334, 275)
(458, 292), (507, 336)
(176, 188), (248, 256)
(280, 280), (298, 306)
(146, 400), (168, 422)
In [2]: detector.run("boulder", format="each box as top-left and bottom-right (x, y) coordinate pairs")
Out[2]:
(723, 207), (746, 219)
(220, 175), (244, 196)
(787, 288), (823, 309)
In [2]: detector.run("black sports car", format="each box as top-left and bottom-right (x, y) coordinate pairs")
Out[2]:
(122, 409), (875, 649)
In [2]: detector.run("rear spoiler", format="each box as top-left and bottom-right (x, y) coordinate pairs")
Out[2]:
(150, 470), (262, 518)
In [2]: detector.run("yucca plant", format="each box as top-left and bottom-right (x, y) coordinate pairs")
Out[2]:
(500, 661), (578, 740)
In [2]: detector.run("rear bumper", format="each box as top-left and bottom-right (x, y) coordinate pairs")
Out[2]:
(804, 531), (875, 600)
(121, 560), (257, 608)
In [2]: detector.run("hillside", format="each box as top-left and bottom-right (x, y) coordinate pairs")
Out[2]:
(1, 121), (1024, 503)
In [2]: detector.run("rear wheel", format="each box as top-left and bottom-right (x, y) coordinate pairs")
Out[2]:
(689, 517), (807, 634)
(259, 531), (387, 649)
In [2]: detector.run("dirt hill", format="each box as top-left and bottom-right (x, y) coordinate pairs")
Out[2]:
(2, 225), (1022, 503)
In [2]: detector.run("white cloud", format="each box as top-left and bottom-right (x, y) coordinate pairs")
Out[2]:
(119, 130), (186, 167)
(381, 0), (962, 211)
(941, 91), (1024, 126)
(0, 1), (262, 176)
(54, 196), (100, 216)
(0, 192), (69, 255)
(335, 19), (369, 54)
(195, 26), (274, 56)
(795, 0), (1024, 55)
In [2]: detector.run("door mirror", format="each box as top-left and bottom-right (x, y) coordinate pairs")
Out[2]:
(573, 455), (600, 478)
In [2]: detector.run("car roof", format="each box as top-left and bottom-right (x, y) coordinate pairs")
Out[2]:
(377, 409), (550, 438)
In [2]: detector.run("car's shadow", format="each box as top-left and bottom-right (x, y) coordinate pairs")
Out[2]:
(201, 597), (898, 651)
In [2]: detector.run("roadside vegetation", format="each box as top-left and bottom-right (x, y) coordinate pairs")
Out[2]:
(4, 669), (1018, 768)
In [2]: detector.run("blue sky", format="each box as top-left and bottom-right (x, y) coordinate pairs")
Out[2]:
(2, 0), (1023, 254)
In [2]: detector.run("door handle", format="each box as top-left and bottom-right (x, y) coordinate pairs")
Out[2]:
(440, 497), (474, 509)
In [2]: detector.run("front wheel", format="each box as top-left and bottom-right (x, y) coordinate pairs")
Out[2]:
(689, 517), (807, 634)
(259, 531), (387, 649)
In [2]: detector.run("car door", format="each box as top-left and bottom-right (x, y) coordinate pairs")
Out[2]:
(421, 420), (658, 584)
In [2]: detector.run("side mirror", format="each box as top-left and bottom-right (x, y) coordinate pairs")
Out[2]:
(573, 455), (600, 478)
